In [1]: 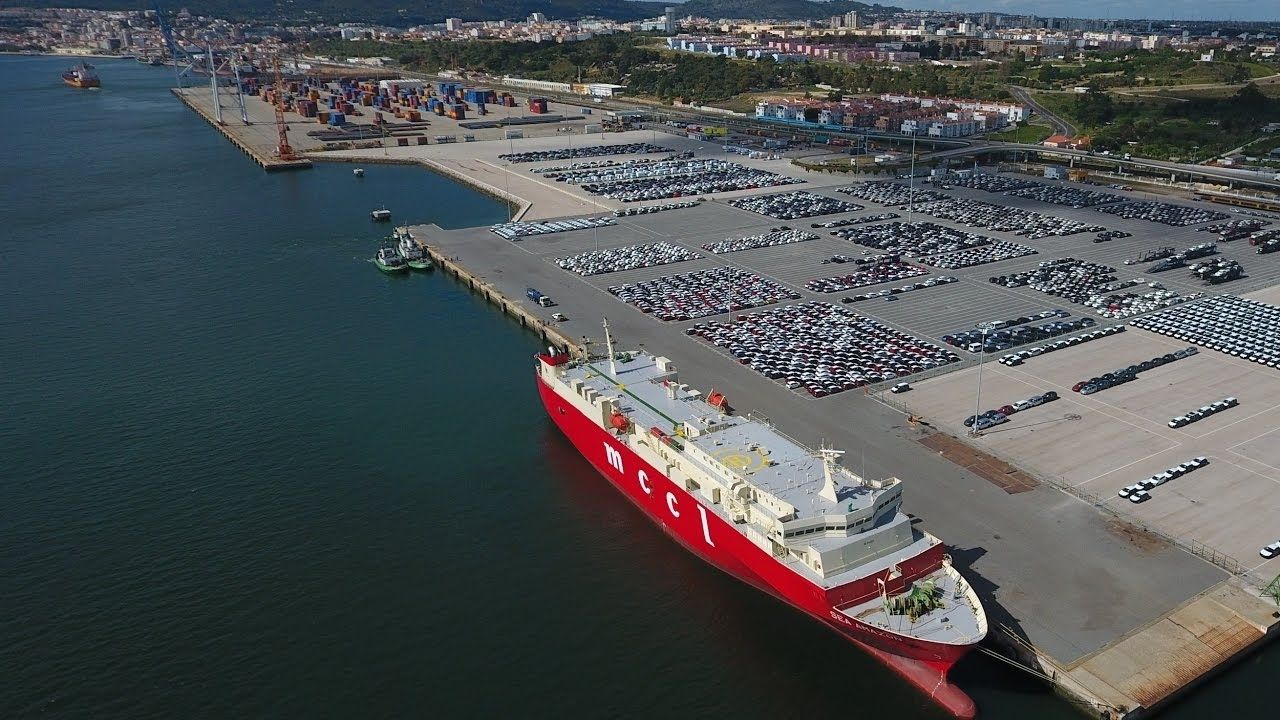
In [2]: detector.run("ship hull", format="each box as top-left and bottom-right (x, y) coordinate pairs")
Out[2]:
(536, 373), (978, 718)
(63, 78), (99, 89)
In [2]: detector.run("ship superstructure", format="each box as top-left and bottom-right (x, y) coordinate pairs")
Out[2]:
(535, 321), (987, 717)
(62, 63), (100, 89)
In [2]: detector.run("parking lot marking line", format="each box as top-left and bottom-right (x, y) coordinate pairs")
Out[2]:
(1192, 403), (1280, 444)
(983, 362), (1189, 444)
(1211, 452), (1280, 487)
(1074, 445), (1182, 488)
(1224, 422), (1280, 453)
(1247, 558), (1278, 574)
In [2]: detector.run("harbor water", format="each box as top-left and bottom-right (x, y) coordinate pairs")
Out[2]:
(0, 55), (1272, 719)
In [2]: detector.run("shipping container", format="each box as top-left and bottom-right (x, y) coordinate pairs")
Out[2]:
(329, 112), (345, 126)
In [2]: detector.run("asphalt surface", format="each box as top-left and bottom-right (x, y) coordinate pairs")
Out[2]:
(418, 183), (1230, 665)
(1009, 85), (1076, 138)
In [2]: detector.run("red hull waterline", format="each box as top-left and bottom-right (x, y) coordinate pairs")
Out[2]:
(536, 370), (978, 718)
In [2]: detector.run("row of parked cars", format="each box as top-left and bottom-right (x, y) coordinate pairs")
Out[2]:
(908, 196), (1108, 239)
(1168, 397), (1238, 428)
(1070, 347), (1198, 395)
(729, 191), (863, 220)
(998, 325), (1127, 366)
(1092, 230), (1133, 243)
(607, 266), (800, 322)
(944, 313), (1095, 354)
(499, 142), (668, 164)
(1118, 457), (1210, 503)
(1096, 201), (1229, 227)
(535, 151), (693, 177)
(582, 164), (800, 203)
(1130, 295), (1280, 369)
(1199, 218), (1270, 241)
(1006, 184), (1124, 208)
(835, 181), (947, 207)
(1189, 258), (1244, 285)
(613, 200), (700, 217)
(490, 216), (616, 241)
(920, 241), (1039, 270)
(812, 212), (899, 229)
(988, 258), (1117, 300)
(684, 301), (960, 397)
(535, 153), (692, 177)
(555, 241), (701, 276)
(946, 174), (1038, 193)
(805, 260), (930, 293)
(553, 158), (730, 186)
(836, 221), (992, 258)
(962, 391), (1059, 430)
(840, 275), (959, 303)
(700, 227), (817, 255)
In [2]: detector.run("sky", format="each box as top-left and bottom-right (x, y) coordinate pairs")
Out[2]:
(897, 1), (1277, 22)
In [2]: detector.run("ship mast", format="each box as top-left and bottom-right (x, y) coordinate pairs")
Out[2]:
(818, 445), (844, 503)
(602, 317), (618, 376)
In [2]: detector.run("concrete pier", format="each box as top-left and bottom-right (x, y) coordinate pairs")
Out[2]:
(401, 178), (1280, 718)
(173, 87), (312, 171)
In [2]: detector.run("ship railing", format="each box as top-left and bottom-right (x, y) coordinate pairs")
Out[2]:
(744, 411), (818, 457)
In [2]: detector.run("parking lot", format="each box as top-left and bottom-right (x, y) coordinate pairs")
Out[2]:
(890, 327), (1280, 573)
(484, 164), (1280, 575)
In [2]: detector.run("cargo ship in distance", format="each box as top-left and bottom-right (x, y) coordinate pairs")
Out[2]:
(535, 321), (988, 718)
(62, 63), (100, 89)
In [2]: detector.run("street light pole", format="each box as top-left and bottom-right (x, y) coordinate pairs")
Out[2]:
(908, 133), (917, 224)
(970, 321), (999, 437)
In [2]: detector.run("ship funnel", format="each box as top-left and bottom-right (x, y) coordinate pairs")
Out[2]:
(818, 445), (845, 504)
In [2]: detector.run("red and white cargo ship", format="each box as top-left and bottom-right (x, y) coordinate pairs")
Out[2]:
(535, 321), (988, 718)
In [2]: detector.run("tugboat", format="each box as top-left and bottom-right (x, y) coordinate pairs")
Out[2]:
(370, 206), (391, 222)
(353, 168), (365, 178)
(373, 245), (408, 273)
(62, 62), (100, 89)
(396, 231), (433, 271)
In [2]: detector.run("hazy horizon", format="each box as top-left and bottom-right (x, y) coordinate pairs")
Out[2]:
(653, 0), (1278, 23)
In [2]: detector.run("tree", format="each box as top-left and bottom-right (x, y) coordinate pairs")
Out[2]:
(1040, 64), (1059, 82)
(1075, 91), (1114, 128)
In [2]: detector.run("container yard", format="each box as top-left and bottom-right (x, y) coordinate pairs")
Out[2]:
(373, 138), (1280, 718)
(175, 74), (607, 171)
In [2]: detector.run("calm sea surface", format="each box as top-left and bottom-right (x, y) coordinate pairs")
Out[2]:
(0, 55), (1271, 719)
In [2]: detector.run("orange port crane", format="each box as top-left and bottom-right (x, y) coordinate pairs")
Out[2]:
(271, 55), (296, 161)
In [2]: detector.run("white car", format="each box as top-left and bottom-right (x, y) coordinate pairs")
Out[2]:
(890, 382), (911, 394)
(1261, 541), (1280, 559)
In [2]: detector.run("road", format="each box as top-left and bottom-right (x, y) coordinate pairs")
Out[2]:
(1009, 85), (1075, 137)
(923, 140), (1280, 191)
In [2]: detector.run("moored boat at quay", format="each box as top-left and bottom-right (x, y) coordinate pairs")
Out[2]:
(535, 321), (988, 718)
(373, 245), (407, 273)
(395, 231), (432, 271)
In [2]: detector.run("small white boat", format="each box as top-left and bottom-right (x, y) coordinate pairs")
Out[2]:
(371, 207), (391, 222)
(353, 168), (365, 177)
